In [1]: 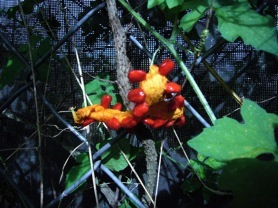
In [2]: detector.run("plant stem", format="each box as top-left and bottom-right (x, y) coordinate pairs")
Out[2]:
(17, 1), (44, 207)
(117, 0), (216, 124)
(106, 0), (132, 109)
(141, 139), (157, 206)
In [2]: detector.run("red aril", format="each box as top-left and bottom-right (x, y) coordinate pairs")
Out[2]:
(81, 118), (94, 127)
(133, 102), (149, 118)
(121, 117), (137, 128)
(165, 82), (181, 93)
(159, 59), (175, 76)
(127, 88), (146, 103)
(113, 103), (122, 110)
(101, 95), (112, 108)
(128, 70), (146, 83)
(153, 119), (167, 128)
(106, 118), (121, 130)
(143, 118), (155, 126)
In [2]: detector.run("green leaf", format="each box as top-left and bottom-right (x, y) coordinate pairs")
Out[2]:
(218, 158), (278, 208)
(165, 0), (184, 9)
(197, 154), (225, 170)
(65, 153), (90, 189)
(119, 198), (137, 208)
(206, 0), (249, 9)
(215, 2), (278, 56)
(0, 56), (25, 89)
(96, 138), (137, 172)
(85, 74), (117, 105)
(187, 99), (278, 161)
(180, 5), (207, 32)
(189, 159), (206, 179)
(147, 0), (165, 9)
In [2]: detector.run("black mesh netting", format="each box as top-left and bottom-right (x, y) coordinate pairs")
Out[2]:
(0, 0), (277, 207)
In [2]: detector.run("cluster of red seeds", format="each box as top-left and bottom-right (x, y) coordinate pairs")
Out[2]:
(73, 59), (185, 130)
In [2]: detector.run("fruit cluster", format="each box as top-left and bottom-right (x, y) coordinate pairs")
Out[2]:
(72, 59), (185, 130)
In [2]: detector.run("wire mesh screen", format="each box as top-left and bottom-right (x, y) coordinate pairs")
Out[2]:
(0, 0), (278, 207)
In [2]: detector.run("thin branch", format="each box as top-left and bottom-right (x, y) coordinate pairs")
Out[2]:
(154, 139), (165, 207)
(17, 1), (44, 206)
(59, 142), (85, 183)
(119, 148), (155, 206)
(74, 46), (99, 207)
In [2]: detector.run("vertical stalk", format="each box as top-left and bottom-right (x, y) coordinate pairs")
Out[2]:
(17, 1), (44, 207)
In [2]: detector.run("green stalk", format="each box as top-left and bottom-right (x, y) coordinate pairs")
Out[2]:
(118, 0), (216, 123)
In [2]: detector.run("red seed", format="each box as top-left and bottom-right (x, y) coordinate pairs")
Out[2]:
(159, 59), (175, 76)
(106, 118), (121, 130)
(127, 88), (146, 103)
(128, 70), (146, 83)
(165, 82), (181, 93)
(174, 95), (185, 108)
(81, 118), (94, 127)
(153, 119), (167, 128)
(143, 118), (155, 126)
(168, 95), (185, 111)
(165, 120), (175, 128)
(121, 117), (138, 128)
(176, 115), (186, 126)
(133, 102), (149, 118)
(113, 103), (122, 111)
(101, 95), (112, 108)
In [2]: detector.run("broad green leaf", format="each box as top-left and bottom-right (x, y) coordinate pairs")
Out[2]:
(215, 2), (278, 56)
(119, 198), (137, 208)
(180, 5), (207, 32)
(197, 154), (225, 170)
(65, 153), (90, 189)
(85, 74), (117, 105)
(205, 0), (249, 8)
(189, 159), (206, 179)
(0, 56), (24, 89)
(218, 158), (278, 208)
(165, 0), (183, 9)
(187, 99), (278, 161)
(96, 138), (137, 172)
(147, 0), (165, 9)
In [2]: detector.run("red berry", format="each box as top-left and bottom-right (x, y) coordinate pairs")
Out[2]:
(174, 95), (185, 108)
(101, 95), (112, 108)
(168, 95), (185, 111)
(165, 82), (181, 93)
(121, 117), (137, 128)
(106, 118), (121, 130)
(153, 119), (167, 128)
(81, 118), (94, 127)
(128, 70), (146, 83)
(165, 120), (175, 128)
(113, 103), (122, 110)
(159, 59), (175, 76)
(127, 88), (146, 103)
(133, 102), (149, 118)
(143, 118), (155, 126)
(176, 115), (186, 126)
